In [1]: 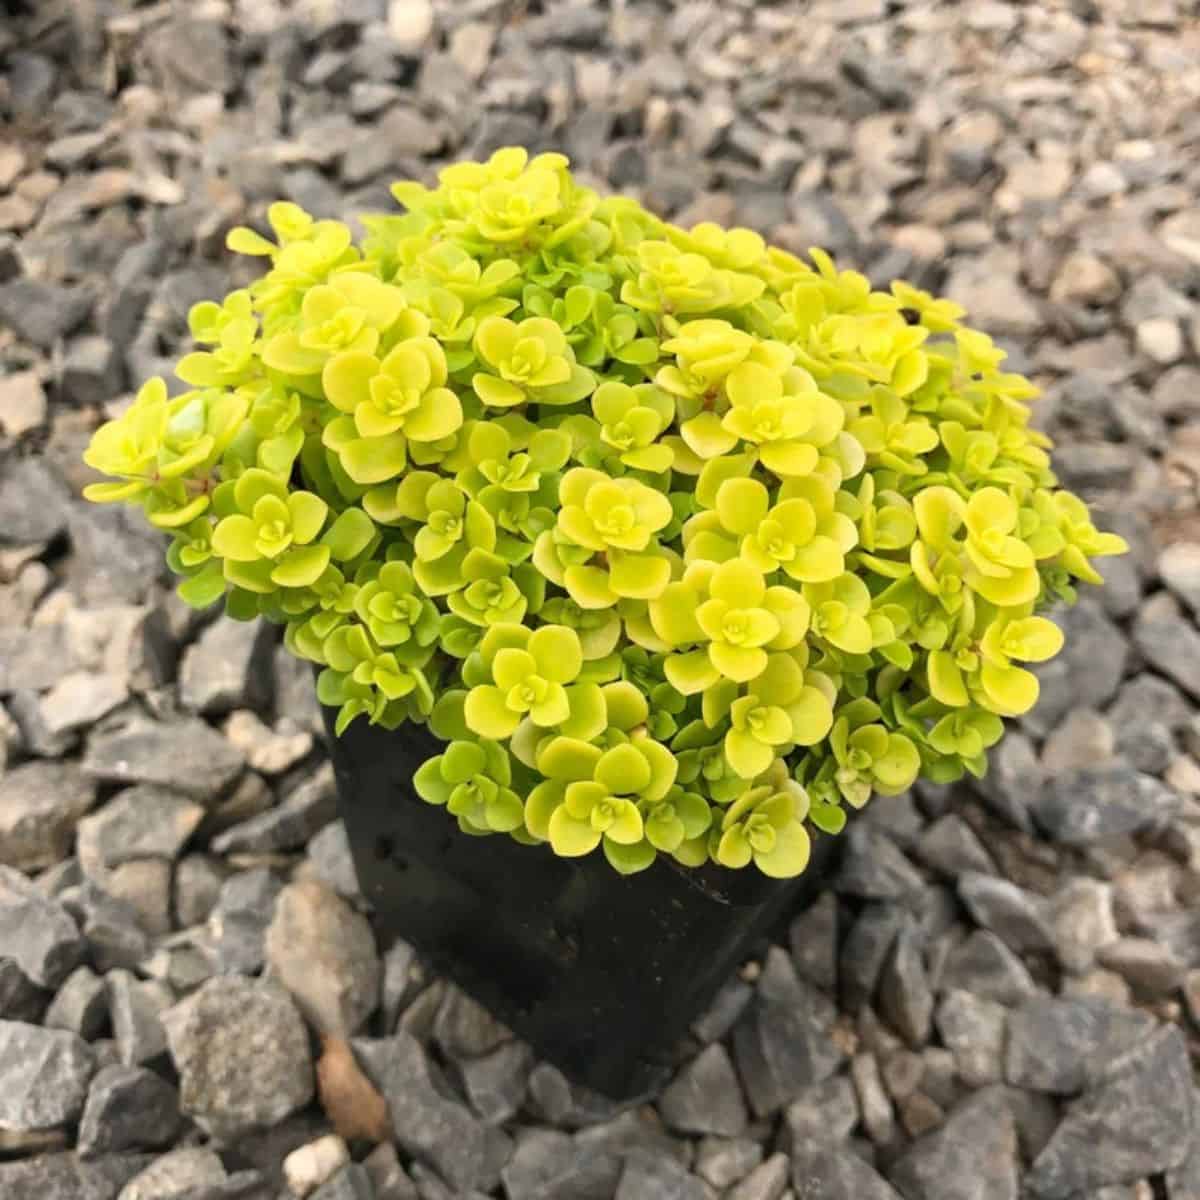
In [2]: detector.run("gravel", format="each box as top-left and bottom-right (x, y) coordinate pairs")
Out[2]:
(0, 1019), (95, 1131)
(163, 976), (314, 1141)
(76, 1064), (182, 1158)
(0, 864), (85, 988)
(2, 0), (1200, 1194)
(264, 878), (380, 1037)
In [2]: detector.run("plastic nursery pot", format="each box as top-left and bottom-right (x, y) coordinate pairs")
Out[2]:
(321, 702), (839, 1100)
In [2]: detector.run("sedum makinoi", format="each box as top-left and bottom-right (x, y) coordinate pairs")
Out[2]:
(82, 148), (1127, 879)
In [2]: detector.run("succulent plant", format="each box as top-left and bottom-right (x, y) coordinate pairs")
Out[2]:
(82, 147), (1127, 878)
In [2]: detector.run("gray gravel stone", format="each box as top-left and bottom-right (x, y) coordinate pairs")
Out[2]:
(1005, 996), (1156, 1096)
(888, 1086), (1018, 1200)
(459, 1039), (533, 1125)
(118, 1147), (227, 1200)
(1038, 601), (1128, 726)
(695, 1137), (764, 1190)
(1143, 909), (1200, 971)
(945, 250), (1042, 334)
(691, 975), (754, 1043)
(0, 278), (93, 347)
(836, 827), (925, 900)
(8, 687), (78, 759)
(789, 890), (838, 993)
(1160, 543), (1200, 615)
(500, 1128), (619, 1200)
(1133, 612), (1200, 701)
(851, 1052), (896, 1146)
(63, 506), (170, 607)
(207, 868), (283, 976)
(199, 772), (274, 840)
(65, 880), (150, 973)
(174, 854), (227, 928)
(573, 1108), (689, 1167)
(1041, 708), (1116, 774)
(312, 1163), (375, 1200)
(914, 814), (997, 878)
(841, 903), (907, 1011)
(264, 878), (380, 1036)
(107, 969), (169, 1066)
(1047, 878), (1119, 973)
(354, 1032), (499, 1192)
(733, 957), (844, 1117)
(44, 964), (107, 1039)
(210, 764), (336, 854)
(77, 1064), (181, 1157)
(84, 718), (245, 804)
(1032, 764), (1167, 845)
(615, 1150), (706, 1200)
(0, 1019), (95, 1131)
(0, 958), (47, 1024)
(1027, 1026), (1194, 1198)
(306, 820), (361, 901)
(1166, 1110), (1200, 1200)
(659, 1042), (747, 1137)
(98, 858), (167, 939)
(432, 982), (510, 1062)
(163, 976), (314, 1141)
(781, 1074), (860, 1149)
(0, 1151), (153, 1200)
(0, 864), (84, 988)
(362, 1142), (418, 1200)
(958, 872), (1054, 954)
(1111, 677), (1183, 774)
(179, 617), (274, 716)
(938, 931), (1038, 1006)
(970, 732), (1042, 832)
(76, 786), (205, 872)
(935, 990), (1007, 1087)
(879, 921), (933, 1047)
(59, 335), (123, 406)
(379, 936), (420, 1033)
(144, 13), (232, 93)
(1098, 937), (1188, 997)
(38, 671), (130, 740)
(791, 1142), (902, 1200)
(0, 458), (73, 552)
(0, 759), (97, 871)
(725, 1152), (787, 1200)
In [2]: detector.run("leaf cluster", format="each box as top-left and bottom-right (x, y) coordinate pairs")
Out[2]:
(82, 149), (1127, 877)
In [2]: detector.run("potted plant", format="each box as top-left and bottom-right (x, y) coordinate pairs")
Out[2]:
(82, 147), (1127, 1098)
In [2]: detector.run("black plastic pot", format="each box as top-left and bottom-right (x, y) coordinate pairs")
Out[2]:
(323, 706), (839, 1099)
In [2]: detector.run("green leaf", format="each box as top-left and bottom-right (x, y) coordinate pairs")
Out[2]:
(596, 744), (652, 795)
(603, 838), (656, 875)
(322, 508), (376, 561)
(339, 433), (408, 485)
(464, 685), (520, 739)
(558, 683), (607, 741)
(548, 806), (602, 857)
(442, 741), (487, 784)
(271, 544), (331, 588)
(414, 757), (453, 805)
(177, 563), (226, 608)
(754, 821), (811, 878)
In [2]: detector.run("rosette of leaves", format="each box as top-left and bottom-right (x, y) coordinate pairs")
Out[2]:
(414, 740), (525, 836)
(81, 144), (1130, 878)
(462, 622), (606, 743)
(711, 775), (812, 877)
(524, 733), (683, 874)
